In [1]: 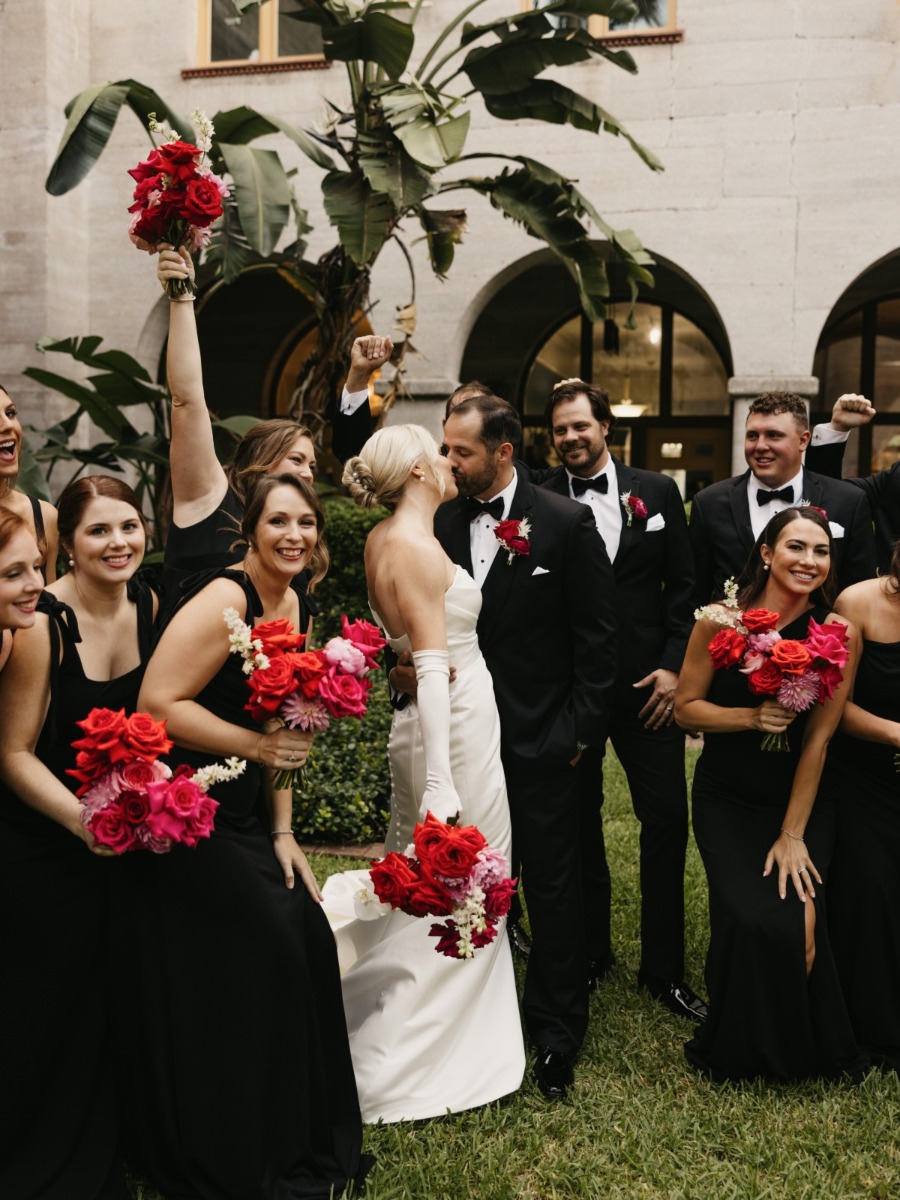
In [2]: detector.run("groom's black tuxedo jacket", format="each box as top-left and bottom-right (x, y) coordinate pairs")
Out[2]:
(434, 468), (617, 772)
(540, 460), (695, 682)
(689, 467), (876, 606)
(806, 440), (899, 574)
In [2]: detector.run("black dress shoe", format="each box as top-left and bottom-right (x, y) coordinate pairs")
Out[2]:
(640, 974), (708, 1023)
(533, 1047), (574, 1100)
(508, 918), (532, 959)
(587, 952), (615, 991)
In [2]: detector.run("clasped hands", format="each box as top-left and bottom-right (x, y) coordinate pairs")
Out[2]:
(389, 650), (457, 696)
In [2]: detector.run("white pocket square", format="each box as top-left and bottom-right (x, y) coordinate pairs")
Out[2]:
(531, 565), (550, 576)
(828, 521), (845, 538)
(646, 513), (666, 532)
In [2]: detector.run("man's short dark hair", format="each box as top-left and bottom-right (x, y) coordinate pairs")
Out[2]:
(449, 393), (522, 455)
(445, 380), (493, 419)
(545, 380), (617, 440)
(747, 392), (809, 432)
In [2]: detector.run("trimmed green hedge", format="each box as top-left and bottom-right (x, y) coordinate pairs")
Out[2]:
(297, 495), (393, 844)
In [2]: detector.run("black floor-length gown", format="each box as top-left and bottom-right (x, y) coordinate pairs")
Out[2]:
(117, 569), (367, 1200)
(0, 581), (154, 1200)
(826, 639), (900, 1069)
(686, 606), (867, 1082)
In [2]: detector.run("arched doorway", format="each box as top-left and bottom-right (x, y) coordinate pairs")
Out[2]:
(813, 249), (900, 477)
(460, 250), (733, 497)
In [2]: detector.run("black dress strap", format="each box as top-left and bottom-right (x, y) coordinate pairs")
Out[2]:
(37, 592), (82, 744)
(28, 494), (45, 543)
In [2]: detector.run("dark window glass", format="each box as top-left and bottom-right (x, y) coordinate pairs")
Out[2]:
(211, 0), (259, 62)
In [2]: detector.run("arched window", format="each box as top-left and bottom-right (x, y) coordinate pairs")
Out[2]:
(813, 250), (900, 476)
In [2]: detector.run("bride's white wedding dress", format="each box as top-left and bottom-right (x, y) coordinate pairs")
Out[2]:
(321, 565), (525, 1123)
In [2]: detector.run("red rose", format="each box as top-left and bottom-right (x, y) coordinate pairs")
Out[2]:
(483, 877), (517, 919)
(412, 812), (454, 865)
(73, 707), (128, 753)
(89, 806), (138, 854)
(120, 789), (151, 826)
(155, 140), (202, 182)
(130, 206), (170, 246)
(404, 877), (453, 918)
(292, 651), (329, 699)
(340, 616), (386, 670)
(245, 654), (300, 720)
(628, 497), (648, 520)
(370, 853), (420, 909)
(746, 659), (784, 696)
(122, 712), (173, 763)
(429, 826), (487, 880)
(708, 628), (747, 670)
(128, 174), (165, 213)
(741, 608), (780, 633)
(495, 520), (531, 558)
(471, 921), (499, 949)
(770, 639), (813, 675)
(178, 177), (224, 227)
(317, 668), (370, 719)
(127, 149), (165, 184)
(252, 618), (306, 655)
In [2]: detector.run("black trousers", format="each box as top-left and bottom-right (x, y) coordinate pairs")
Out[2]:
(578, 681), (688, 983)
(506, 754), (588, 1057)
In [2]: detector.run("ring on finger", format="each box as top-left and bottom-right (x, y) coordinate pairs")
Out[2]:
(799, 867), (808, 874)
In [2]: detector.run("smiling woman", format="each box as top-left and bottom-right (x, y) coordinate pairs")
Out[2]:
(0, 383), (59, 581)
(0, 474), (157, 1200)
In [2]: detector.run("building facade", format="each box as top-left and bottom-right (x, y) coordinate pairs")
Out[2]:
(1, 0), (899, 491)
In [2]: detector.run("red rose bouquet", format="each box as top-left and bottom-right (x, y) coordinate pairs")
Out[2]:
(127, 111), (228, 298)
(697, 583), (850, 751)
(224, 608), (386, 789)
(363, 813), (516, 959)
(69, 707), (245, 854)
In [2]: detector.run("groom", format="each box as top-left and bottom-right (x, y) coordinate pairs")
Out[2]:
(437, 393), (618, 1100)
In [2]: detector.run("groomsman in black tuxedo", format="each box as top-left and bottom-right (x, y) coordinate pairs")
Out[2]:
(804, 392), (899, 573)
(437, 395), (618, 1101)
(690, 391), (875, 605)
(539, 381), (706, 1022)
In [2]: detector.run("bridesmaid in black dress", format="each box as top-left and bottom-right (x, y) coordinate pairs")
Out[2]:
(0, 510), (43, 669)
(0, 476), (156, 1200)
(129, 472), (369, 1200)
(153, 248), (389, 605)
(675, 506), (867, 1082)
(826, 539), (900, 1068)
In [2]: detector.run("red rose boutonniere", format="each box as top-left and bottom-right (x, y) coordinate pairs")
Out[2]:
(494, 517), (531, 566)
(620, 491), (648, 528)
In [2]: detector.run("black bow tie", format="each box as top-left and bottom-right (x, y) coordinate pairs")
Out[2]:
(465, 496), (504, 522)
(756, 486), (794, 506)
(571, 474), (609, 498)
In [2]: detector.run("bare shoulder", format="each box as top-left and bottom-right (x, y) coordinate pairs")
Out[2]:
(833, 578), (881, 622)
(39, 500), (58, 531)
(165, 574), (249, 636)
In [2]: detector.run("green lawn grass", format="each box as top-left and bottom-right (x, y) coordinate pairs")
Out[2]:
(132, 748), (900, 1199)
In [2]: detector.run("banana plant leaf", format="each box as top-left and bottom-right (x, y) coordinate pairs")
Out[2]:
(22, 368), (136, 441)
(46, 81), (190, 196)
(357, 130), (432, 209)
(321, 169), (396, 266)
(322, 9), (414, 79)
(217, 144), (294, 257)
(211, 106), (337, 172)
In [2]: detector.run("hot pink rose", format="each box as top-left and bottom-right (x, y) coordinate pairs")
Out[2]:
(318, 668), (370, 719)
(340, 616), (386, 670)
(145, 780), (189, 842)
(89, 806), (138, 854)
(817, 661), (844, 701)
(805, 617), (850, 668)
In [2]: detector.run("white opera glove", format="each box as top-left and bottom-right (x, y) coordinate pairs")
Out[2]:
(412, 649), (461, 824)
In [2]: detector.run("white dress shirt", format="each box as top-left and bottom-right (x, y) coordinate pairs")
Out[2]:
(567, 458), (622, 562)
(469, 475), (519, 589)
(748, 467), (805, 540)
(810, 424), (849, 447)
(339, 386), (368, 415)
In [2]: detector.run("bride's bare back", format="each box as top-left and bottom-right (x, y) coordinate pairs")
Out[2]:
(365, 516), (456, 649)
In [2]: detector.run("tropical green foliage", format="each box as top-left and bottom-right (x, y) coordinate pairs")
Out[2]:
(22, 335), (256, 556)
(45, 0), (660, 428)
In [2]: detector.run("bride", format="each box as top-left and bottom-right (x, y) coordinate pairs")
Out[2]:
(323, 424), (525, 1122)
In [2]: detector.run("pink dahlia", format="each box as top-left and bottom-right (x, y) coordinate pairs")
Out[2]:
(777, 669), (821, 712)
(281, 693), (331, 732)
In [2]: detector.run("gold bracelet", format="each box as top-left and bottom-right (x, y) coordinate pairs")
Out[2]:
(781, 826), (805, 842)
(269, 830), (293, 839)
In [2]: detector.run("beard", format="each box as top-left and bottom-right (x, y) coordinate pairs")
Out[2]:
(451, 464), (498, 498)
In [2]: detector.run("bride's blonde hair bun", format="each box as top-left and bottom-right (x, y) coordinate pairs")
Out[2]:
(344, 425), (444, 513)
(342, 456), (380, 509)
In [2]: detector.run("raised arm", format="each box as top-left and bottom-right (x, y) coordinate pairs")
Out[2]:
(156, 247), (228, 526)
(0, 616), (112, 854)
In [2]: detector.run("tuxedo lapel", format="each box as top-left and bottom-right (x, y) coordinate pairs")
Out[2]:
(613, 459), (638, 563)
(728, 471), (756, 559)
(479, 473), (533, 643)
